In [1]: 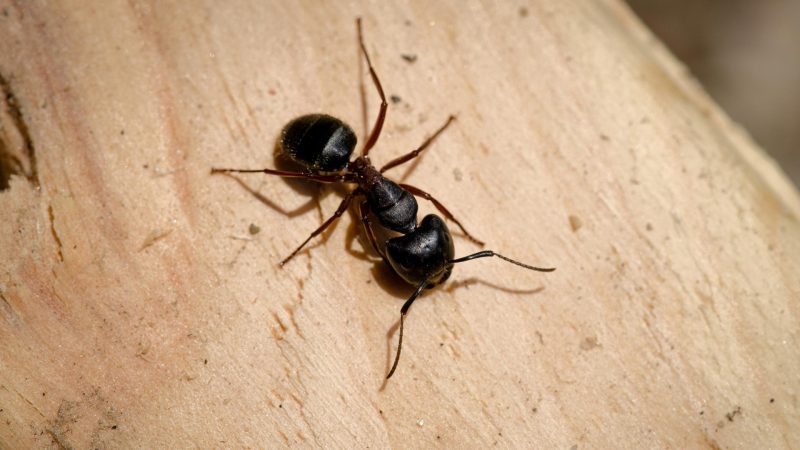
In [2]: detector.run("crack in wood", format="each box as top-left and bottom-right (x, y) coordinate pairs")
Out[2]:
(0, 291), (20, 324)
(48, 204), (64, 262)
(0, 73), (38, 190)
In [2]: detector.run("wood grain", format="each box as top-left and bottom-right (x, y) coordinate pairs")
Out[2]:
(1, 1), (798, 448)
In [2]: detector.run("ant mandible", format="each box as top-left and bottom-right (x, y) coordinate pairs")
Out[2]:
(211, 18), (555, 379)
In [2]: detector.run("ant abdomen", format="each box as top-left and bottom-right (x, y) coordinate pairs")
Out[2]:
(385, 214), (455, 286)
(281, 114), (356, 172)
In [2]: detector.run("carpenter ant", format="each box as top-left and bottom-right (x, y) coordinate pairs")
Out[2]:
(211, 18), (554, 379)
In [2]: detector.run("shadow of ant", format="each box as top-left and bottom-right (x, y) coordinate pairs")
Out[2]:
(445, 279), (546, 296)
(217, 139), (368, 258)
(215, 141), (322, 217)
(219, 172), (319, 218)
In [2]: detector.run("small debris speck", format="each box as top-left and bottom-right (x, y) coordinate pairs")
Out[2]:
(580, 336), (599, 350)
(249, 223), (261, 235)
(416, 418), (424, 427)
(770, 398), (775, 403)
(390, 95), (402, 104)
(519, 7), (529, 17)
(453, 168), (463, 181)
(725, 406), (742, 422)
(401, 54), (418, 63)
(568, 215), (582, 232)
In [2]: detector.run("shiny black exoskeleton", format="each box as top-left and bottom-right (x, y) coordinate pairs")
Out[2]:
(212, 19), (481, 265)
(281, 114), (357, 172)
(386, 214), (454, 286)
(211, 18), (555, 380)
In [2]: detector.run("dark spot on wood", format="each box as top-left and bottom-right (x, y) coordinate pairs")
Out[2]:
(249, 223), (261, 235)
(770, 398), (775, 403)
(580, 336), (599, 350)
(725, 406), (742, 422)
(48, 205), (64, 262)
(568, 215), (582, 232)
(390, 95), (402, 104)
(519, 7), (529, 17)
(401, 54), (417, 63)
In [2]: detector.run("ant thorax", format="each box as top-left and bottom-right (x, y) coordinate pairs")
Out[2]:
(349, 156), (418, 234)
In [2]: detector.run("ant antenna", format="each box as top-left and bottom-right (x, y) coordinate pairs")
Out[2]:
(386, 252), (554, 379)
(450, 250), (555, 272)
(387, 279), (428, 379)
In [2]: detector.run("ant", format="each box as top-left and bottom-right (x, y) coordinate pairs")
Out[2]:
(211, 18), (555, 379)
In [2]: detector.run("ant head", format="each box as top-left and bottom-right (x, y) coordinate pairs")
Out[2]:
(385, 215), (454, 286)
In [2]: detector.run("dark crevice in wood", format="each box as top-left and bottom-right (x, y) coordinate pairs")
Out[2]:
(0, 73), (39, 190)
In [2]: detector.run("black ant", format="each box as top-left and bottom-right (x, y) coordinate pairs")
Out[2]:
(211, 18), (555, 379)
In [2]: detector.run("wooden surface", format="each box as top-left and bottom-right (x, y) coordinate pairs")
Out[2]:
(1, 1), (799, 448)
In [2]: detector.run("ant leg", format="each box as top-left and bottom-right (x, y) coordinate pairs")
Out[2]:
(356, 18), (388, 157)
(357, 19), (369, 143)
(380, 115), (456, 173)
(280, 190), (358, 266)
(399, 183), (486, 246)
(211, 167), (352, 184)
(387, 279), (429, 379)
(358, 199), (385, 259)
(450, 250), (556, 272)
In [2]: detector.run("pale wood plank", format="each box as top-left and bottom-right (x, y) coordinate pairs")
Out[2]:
(1, 1), (798, 448)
